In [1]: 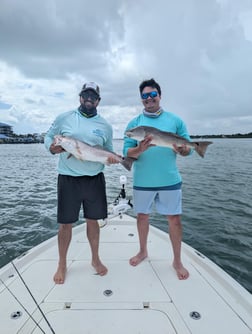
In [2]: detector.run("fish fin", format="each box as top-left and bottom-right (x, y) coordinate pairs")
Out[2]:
(75, 140), (83, 156)
(93, 144), (106, 150)
(91, 144), (113, 152)
(193, 141), (213, 158)
(67, 153), (82, 160)
(120, 157), (136, 171)
(93, 144), (118, 155)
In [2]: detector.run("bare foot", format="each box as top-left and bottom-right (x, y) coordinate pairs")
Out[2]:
(173, 262), (189, 280)
(129, 252), (148, 266)
(92, 261), (108, 276)
(53, 265), (66, 284)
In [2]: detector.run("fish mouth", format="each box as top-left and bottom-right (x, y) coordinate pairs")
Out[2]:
(53, 135), (64, 146)
(125, 132), (133, 138)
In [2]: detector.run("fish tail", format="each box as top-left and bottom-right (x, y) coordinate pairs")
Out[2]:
(194, 141), (213, 158)
(120, 157), (136, 171)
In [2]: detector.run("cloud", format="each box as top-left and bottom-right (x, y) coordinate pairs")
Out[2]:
(0, 0), (125, 78)
(0, 0), (252, 135)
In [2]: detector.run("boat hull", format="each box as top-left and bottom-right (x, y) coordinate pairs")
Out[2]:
(1, 214), (252, 333)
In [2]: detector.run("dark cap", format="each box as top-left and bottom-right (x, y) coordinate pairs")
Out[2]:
(79, 82), (100, 96)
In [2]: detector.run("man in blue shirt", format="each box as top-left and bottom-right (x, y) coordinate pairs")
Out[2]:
(45, 82), (119, 284)
(123, 78), (191, 280)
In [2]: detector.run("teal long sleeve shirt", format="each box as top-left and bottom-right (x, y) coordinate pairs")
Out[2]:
(123, 111), (191, 188)
(44, 109), (113, 176)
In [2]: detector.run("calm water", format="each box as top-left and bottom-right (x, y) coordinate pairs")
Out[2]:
(0, 139), (252, 293)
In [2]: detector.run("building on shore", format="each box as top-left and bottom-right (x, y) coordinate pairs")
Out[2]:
(0, 122), (44, 143)
(0, 122), (13, 138)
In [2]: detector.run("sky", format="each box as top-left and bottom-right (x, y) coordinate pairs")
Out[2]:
(0, 0), (252, 137)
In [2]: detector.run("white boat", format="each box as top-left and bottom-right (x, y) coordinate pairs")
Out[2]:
(1, 176), (252, 334)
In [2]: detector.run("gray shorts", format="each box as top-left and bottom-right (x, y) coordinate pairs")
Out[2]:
(133, 188), (182, 215)
(57, 173), (107, 223)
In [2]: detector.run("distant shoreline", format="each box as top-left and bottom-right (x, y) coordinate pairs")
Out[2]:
(1, 133), (251, 144)
(191, 133), (252, 139)
(115, 133), (252, 140)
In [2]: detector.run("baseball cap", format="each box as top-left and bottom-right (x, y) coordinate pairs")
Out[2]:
(80, 82), (100, 97)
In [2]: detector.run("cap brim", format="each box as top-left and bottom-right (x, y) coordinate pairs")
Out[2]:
(80, 88), (99, 96)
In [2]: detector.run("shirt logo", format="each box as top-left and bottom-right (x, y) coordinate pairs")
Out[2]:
(93, 129), (104, 137)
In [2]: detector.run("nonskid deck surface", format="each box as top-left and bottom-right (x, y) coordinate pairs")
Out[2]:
(0, 214), (252, 334)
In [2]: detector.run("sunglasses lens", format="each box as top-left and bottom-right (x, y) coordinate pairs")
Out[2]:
(150, 91), (158, 98)
(141, 91), (158, 99)
(81, 92), (99, 101)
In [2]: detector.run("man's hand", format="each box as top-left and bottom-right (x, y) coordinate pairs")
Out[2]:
(138, 135), (155, 153)
(49, 143), (65, 155)
(107, 154), (121, 164)
(173, 144), (190, 156)
(127, 134), (154, 159)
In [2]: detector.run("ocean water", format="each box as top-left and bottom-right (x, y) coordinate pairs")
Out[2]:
(0, 139), (251, 293)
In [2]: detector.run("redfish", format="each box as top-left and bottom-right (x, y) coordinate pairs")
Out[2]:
(54, 135), (134, 170)
(125, 126), (212, 158)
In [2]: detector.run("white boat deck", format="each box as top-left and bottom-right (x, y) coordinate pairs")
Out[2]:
(0, 214), (252, 334)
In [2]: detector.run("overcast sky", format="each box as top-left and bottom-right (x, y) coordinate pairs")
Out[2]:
(1, 0), (252, 137)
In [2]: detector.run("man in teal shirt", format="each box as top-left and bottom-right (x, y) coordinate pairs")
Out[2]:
(123, 78), (191, 280)
(45, 82), (119, 284)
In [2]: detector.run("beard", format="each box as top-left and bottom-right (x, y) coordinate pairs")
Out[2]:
(78, 104), (97, 118)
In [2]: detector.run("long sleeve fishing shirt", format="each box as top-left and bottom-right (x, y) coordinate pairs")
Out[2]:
(44, 109), (113, 176)
(123, 111), (191, 188)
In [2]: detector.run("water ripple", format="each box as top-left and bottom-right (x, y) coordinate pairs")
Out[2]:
(0, 139), (252, 294)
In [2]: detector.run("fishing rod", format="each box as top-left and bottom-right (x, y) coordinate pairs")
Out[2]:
(0, 277), (46, 334)
(0, 244), (56, 334)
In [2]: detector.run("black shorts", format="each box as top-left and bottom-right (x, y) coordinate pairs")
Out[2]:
(57, 173), (107, 224)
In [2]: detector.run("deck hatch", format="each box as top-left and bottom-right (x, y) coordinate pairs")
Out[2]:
(103, 289), (113, 297)
(190, 311), (201, 320)
(10, 311), (22, 319)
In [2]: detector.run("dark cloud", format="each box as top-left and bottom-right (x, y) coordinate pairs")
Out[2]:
(0, 0), (124, 78)
(0, 0), (252, 135)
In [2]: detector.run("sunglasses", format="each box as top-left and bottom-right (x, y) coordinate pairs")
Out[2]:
(81, 91), (99, 101)
(141, 91), (158, 99)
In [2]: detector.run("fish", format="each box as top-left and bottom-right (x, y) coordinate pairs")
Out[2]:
(53, 135), (134, 171)
(125, 126), (213, 158)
